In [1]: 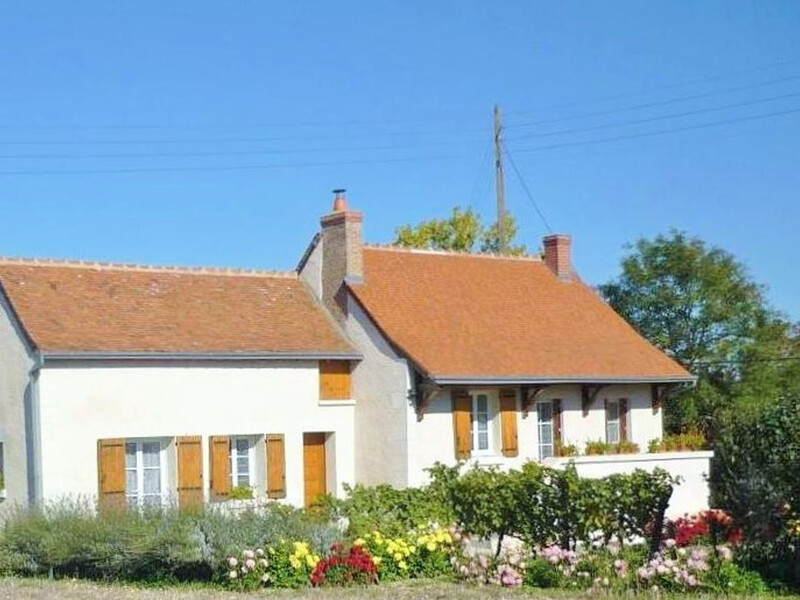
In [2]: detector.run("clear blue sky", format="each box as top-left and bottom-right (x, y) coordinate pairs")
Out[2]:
(1, 1), (798, 319)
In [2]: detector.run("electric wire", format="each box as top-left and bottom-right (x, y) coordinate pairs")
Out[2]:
(502, 142), (553, 234)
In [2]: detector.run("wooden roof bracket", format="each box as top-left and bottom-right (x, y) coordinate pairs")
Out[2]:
(581, 384), (606, 416)
(521, 384), (550, 418)
(412, 380), (443, 421)
(651, 383), (679, 414)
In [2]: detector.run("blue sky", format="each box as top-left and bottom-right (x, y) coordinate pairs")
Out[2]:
(1, 1), (798, 319)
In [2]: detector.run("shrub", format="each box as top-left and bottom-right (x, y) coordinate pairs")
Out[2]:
(585, 440), (613, 455)
(524, 557), (563, 588)
(223, 548), (270, 591)
(328, 482), (454, 538)
(356, 524), (456, 581)
(310, 543), (377, 586)
(228, 485), (254, 500)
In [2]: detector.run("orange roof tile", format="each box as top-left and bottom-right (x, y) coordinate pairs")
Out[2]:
(0, 259), (355, 356)
(348, 247), (691, 382)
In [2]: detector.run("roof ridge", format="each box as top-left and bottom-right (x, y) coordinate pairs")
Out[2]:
(363, 243), (543, 262)
(0, 256), (298, 279)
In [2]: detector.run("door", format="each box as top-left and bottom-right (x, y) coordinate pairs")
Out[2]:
(303, 432), (327, 507)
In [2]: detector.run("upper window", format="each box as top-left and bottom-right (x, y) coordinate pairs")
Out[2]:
(125, 439), (167, 507)
(230, 436), (256, 489)
(470, 392), (497, 454)
(606, 400), (621, 444)
(537, 400), (554, 460)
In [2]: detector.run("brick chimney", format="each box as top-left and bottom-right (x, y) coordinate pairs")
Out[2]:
(543, 234), (572, 281)
(321, 189), (363, 322)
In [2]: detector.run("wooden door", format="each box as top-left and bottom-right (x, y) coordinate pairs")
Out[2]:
(303, 432), (327, 507)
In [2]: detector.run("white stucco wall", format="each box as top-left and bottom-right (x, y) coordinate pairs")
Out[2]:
(548, 451), (714, 518)
(347, 298), (412, 487)
(407, 384), (664, 487)
(0, 294), (35, 509)
(36, 360), (355, 507)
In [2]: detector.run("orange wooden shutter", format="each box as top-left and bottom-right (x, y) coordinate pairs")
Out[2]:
(499, 389), (519, 457)
(319, 360), (351, 400)
(452, 389), (472, 459)
(209, 436), (231, 499)
(552, 399), (563, 445)
(620, 399), (629, 441)
(177, 436), (203, 509)
(266, 434), (287, 499)
(97, 438), (126, 511)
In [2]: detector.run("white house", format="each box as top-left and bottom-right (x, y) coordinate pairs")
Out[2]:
(0, 261), (360, 509)
(298, 193), (711, 517)
(0, 191), (712, 516)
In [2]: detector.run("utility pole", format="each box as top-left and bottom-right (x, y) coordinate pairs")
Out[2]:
(494, 104), (507, 253)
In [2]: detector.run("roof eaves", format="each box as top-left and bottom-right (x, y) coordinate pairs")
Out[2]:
(40, 350), (363, 362)
(430, 374), (697, 386)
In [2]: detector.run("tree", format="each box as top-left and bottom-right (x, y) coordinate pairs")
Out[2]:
(393, 207), (526, 255)
(599, 230), (786, 432)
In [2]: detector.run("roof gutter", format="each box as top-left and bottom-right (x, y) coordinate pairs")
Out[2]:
(430, 374), (697, 386)
(38, 350), (362, 362)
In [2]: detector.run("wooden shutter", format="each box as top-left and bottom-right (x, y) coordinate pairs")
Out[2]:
(620, 399), (629, 442)
(319, 360), (351, 400)
(499, 389), (519, 457)
(552, 399), (563, 445)
(209, 436), (231, 499)
(177, 436), (203, 509)
(452, 389), (472, 459)
(97, 438), (126, 511)
(266, 434), (287, 499)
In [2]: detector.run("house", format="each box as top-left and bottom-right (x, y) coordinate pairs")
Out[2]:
(0, 261), (360, 509)
(298, 193), (711, 516)
(0, 191), (712, 515)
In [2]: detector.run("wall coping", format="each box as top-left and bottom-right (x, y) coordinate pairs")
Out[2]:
(546, 450), (714, 466)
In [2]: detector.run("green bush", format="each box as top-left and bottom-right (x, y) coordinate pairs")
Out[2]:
(0, 498), (338, 583)
(523, 557), (562, 588)
(429, 461), (676, 551)
(714, 561), (768, 594)
(326, 482), (454, 538)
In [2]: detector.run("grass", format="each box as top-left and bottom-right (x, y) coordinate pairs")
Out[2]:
(0, 578), (797, 600)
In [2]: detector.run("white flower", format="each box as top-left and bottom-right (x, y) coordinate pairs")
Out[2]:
(245, 558), (256, 569)
(256, 548), (265, 556)
(243, 549), (255, 559)
(227, 557), (238, 567)
(261, 573), (270, 583)
(228, 570), (238, 579)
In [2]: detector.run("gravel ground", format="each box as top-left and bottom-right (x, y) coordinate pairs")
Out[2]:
(0, 578), (561, 600)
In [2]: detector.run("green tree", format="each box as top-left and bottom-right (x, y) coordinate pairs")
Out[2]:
(599, 230), (786, 432)
(393, 206), (526, 255)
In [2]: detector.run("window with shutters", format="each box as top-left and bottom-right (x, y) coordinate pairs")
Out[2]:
(537, 400), (555, 460)
(125, 439), (168, 508)
(606, 400), (621, 444)
(470, 391), (498, 455)
(230, 436), (256, 488)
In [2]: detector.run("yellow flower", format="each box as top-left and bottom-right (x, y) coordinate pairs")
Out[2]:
(289, 556), (301, 570)
(306, 554), (319, 568)
(409, 544), (417, 553)
(398, 560), (408, 570)
(394, 552), (404, 561)
(426, 542), (436, 552)
(354, 538), (366, 546)
(373, 556), (382, 565)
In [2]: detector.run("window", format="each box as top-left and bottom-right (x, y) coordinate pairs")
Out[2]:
(230, 436), (255, 488)
(469, 392), (498, 454)
(606, 400), (621, 444)
(537, 400), (554, 460)
(125, 440), (166, 507)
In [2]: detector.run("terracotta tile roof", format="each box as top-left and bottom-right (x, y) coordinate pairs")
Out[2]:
(347, 246), (692, 382)
(0, 258), (355, 356)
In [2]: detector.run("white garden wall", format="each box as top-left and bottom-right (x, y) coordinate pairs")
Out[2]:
(36, 360), (355, 507)
(548, 451), (714, 518)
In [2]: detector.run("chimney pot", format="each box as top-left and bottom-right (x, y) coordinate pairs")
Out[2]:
(332, 188), (348, 212)
(543, 234), (572, 281)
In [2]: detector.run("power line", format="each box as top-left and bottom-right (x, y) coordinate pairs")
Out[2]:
(508, 91), (800, 142)
(506, 57), (800, 118)
(0, 152), (474, 176)
(0, 138), (485, 160)
(502, 141), (553, 233)
(506, 74), (800, 130)
(511, 106), (800, 154)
